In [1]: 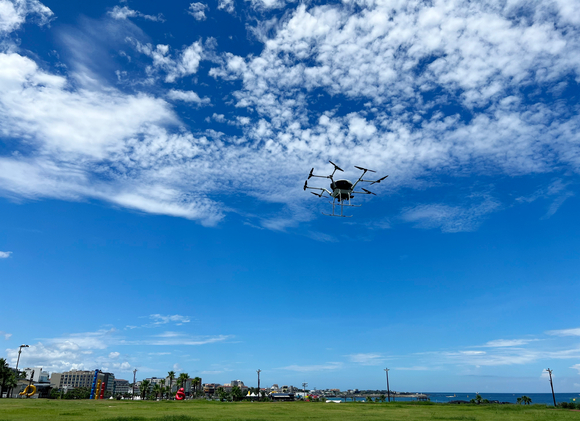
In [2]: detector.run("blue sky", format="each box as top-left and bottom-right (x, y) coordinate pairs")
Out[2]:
(1, 0), (580, 393)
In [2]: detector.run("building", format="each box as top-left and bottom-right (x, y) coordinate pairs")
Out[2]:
(50, 370), (115, 393)
(114, 379), (130, 394)
(23, 367), (49, 383)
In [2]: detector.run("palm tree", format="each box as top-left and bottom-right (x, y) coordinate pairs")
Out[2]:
(178, 373), (189, 390)
(517, 397), (522, 404)
(193, 377), (202, 397)
(140, 379), (151, 400)
(167, 371), (175, 398)
(159, 379), (166, 399)
(522, 395), (532, 405)
(152, 383), (162, 400)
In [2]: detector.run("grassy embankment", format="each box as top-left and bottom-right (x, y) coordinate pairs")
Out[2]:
(0, 399), (578, 421)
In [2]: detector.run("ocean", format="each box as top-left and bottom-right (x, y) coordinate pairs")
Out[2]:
(326, 392), (580, 405)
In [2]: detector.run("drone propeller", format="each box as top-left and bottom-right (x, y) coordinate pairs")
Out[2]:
(370, 175), (388, 185)
(303, 180), (308, 191)
(328, 160), (344, 172)
(362, 188), (376, 196)
(311, 191), (324, 198)
(354, 166), (376, 173)
(308, 168), (314, 179)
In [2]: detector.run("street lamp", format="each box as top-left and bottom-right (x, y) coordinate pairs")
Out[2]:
(15, 345), (29, 373)
(256, 369), (261, 400)
(384, 368), (390, 402)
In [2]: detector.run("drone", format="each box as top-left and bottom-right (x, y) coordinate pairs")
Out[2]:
(304, 161), (388, 217)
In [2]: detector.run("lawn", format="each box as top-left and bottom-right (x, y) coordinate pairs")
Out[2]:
(0, 400), (578, 421)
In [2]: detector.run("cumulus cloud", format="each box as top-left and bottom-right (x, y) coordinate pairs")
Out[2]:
(188, 2), (208, 21)
(148, 314), (191, 326)
(108, 5), (164, 22)
(2, 0), (580, 230)
(0, 251), (12, 258)
(217, 0), (234, 14)
(167, 89), (210, 106)
(0, 0), (52, 34)
(131, 40), (203, 83)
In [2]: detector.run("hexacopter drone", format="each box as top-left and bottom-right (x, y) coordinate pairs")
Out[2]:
(303, 161), (388, 217)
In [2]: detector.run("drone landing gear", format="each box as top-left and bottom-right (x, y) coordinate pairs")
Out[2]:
(323, 197), (360, 217)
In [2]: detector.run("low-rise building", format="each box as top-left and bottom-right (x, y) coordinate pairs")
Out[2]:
(114, 379), (130, 394)
(50, 370), (114, 393)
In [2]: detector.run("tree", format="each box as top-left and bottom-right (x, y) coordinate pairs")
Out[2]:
(366, 396), (373, 402)
(217, 387), (230, 402)
(140, 380), (151, 400)
(167, 371), (176, 398)
(177, 373), (189, 390)
(521, 395), (532, 405)
(231, 386), (244, 402)
(159, 379), (166, 400)
(153, 383), (162, 400)
(474, 394), (483, 404)
(193, 377), (202, 397)
(64, 387), (90, 400)
(517, 397), (522, 405)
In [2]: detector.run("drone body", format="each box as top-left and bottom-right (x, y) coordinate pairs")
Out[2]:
(304, 161), (388, 217)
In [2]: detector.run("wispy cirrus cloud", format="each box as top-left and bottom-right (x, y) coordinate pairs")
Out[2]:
(0, 331), (12, 340)
(481, 339), (540, 348)
(0, 251), (12, 258)
(546, 327), (580, 337)
(280, 362), (343, 372)
(108, 5), (164, 22)
(401, 196), (501, 233)
(347, 353), (387, 366)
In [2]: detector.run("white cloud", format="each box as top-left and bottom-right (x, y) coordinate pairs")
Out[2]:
(546, 328), (580, 337)
(0, 251), (12, 258)
(571, 364), (580, 375)
(217, 0), (234, 14)
(167, 89), (210, 106)
(401, 196), (501, 232)
(2, 0), (580, 231)
(0, 331), (12, 340)
(280, 362), (342, 372)
(148, 314), (191, 326)
(109, 351), (120, 359)
(347, 353), (386, 366)
(131, 40), (203, 83)
(394, 366), (431, 371)
(188, 3), (208, 21)
(108, 5), (164, 22)
(482, 339), (539, 347)
(0, 0), (52, 34)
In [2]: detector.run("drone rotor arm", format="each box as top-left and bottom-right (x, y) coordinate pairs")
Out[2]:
(370, 175), (388, 185)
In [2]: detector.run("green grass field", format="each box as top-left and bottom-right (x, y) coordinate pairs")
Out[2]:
(0, 400), (578, 421)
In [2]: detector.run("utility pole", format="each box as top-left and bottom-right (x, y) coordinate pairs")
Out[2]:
(302, 382), (308, 397)
(256, 369), (261, 400)
(384, 368), (390, 402)
(546, 368), (556, 406)
(132, 369), (137, 400)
